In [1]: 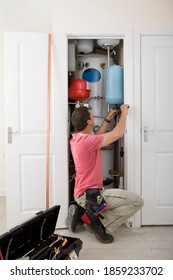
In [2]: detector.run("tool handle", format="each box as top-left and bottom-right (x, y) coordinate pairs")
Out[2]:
(113, 105), (130, 110)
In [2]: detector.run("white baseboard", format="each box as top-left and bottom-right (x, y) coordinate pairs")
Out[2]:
(0, 188), (6, 197)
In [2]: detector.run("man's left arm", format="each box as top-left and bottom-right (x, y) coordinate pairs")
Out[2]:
(95, 108), (117, 135)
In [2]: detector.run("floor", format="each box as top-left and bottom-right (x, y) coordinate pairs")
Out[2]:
(0, 196), (173, 260)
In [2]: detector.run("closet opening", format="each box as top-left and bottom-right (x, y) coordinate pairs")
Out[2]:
(67, 38), (124, 205)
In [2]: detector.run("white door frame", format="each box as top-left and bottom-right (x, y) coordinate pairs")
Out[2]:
(53, 29), (136, 227)
(134, 29), (173, 227)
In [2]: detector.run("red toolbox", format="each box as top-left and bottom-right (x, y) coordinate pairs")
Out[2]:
(0, 205), (83, 260)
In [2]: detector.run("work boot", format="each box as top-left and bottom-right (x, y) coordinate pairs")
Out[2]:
(65, 203), (85, 232)
(86, 219), (114, 244)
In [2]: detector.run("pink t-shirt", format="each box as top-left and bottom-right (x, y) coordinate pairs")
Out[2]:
(70, 133), (104, 198)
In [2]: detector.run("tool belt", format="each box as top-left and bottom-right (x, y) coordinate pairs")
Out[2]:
(81, 188), (108, 225)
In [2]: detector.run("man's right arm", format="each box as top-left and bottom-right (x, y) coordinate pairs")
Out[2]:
(101, 104), (128, 147)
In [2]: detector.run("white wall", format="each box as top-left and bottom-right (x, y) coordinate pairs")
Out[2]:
(2, 0), (53, 32)
(52, 0), (173, 30)
(0, 0), (53, 194)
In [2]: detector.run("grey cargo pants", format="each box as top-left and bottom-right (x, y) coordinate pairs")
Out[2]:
(76, 188), (144, 233)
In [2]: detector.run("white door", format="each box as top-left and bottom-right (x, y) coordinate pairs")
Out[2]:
(4, 32), (56, 228)
(141, 35), (173, 225)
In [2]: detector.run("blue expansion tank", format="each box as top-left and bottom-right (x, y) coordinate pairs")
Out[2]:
(105, 65), (124, 105)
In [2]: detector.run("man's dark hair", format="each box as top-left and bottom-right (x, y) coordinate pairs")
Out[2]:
(71, 106), (90, 131)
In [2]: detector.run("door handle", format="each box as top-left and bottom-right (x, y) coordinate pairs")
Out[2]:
(8, 127), (18, 144)
(144, 126), (154, 142)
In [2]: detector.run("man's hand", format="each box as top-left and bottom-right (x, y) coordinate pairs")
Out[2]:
(120, 104), (129, 115)
(106, 108), (117, 121)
